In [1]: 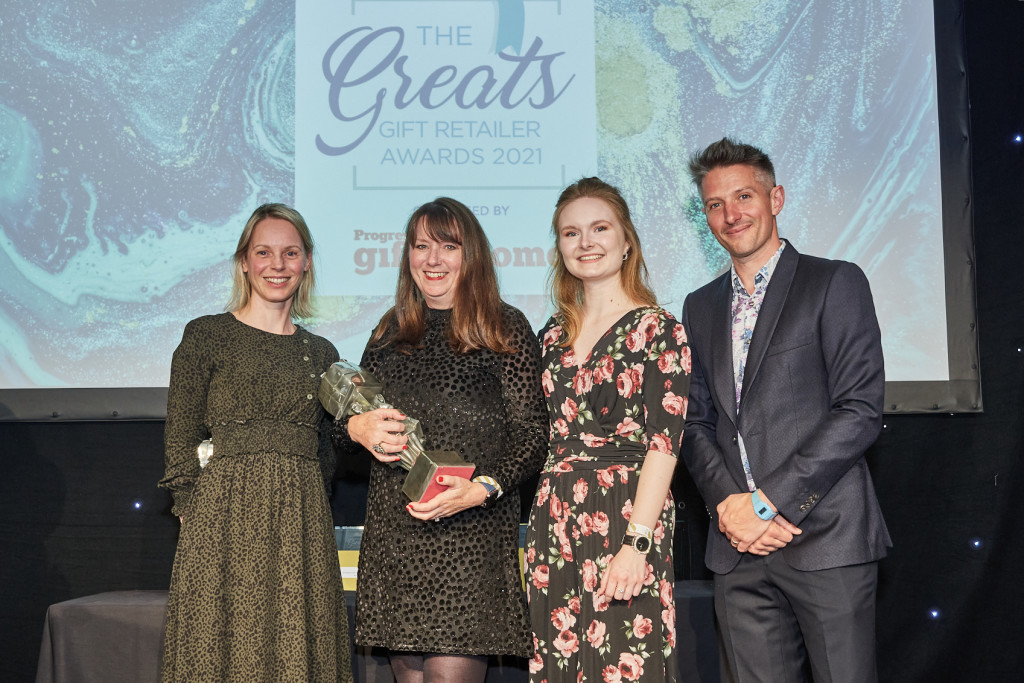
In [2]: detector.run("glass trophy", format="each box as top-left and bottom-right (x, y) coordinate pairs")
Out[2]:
(319, 359), (475, 502)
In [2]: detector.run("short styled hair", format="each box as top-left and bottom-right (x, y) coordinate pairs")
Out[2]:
(688, 137), (777, 197)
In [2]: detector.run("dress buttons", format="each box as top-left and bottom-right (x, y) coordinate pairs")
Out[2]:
(307, 394), (313, 400)
(310, 373), (316, 378)
(303, 338), (309, 344)
(303, 356), (309, 361)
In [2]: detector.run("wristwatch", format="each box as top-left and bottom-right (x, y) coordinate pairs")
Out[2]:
(622, 532), (652, 554)
(622, 522), (653, 555)
(751, 489), (778, 521)
(478, 481), (501, 510)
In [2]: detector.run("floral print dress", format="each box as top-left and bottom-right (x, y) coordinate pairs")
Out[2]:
(525, 307), (691, 683)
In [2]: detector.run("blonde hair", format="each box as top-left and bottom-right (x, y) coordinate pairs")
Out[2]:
(226, 203), (317, 319)
(549, 178), (656, 346)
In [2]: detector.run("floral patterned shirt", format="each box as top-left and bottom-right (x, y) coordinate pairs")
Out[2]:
(730, 240), (786, 491)
(538, 307), (691, 464)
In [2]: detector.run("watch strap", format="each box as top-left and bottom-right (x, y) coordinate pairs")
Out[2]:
(627, 521), (653, 537)
(622, 532), (652, 554)
(751, 489), (778, 520)
(472, 475), (501, 495)
(474, 475), (501, 509)
(622, 521), (653, 554)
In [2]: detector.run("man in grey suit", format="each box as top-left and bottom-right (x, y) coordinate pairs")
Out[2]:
(680, 138), (891, 682)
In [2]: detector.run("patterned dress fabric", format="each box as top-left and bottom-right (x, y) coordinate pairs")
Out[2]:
(331, 304), (547, 657)
(524, 307), (691, 682)
(159, 313), (351, 683)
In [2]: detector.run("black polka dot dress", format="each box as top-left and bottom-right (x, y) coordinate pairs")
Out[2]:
(333, 304), (547, 657)
(159, 313), (351, 682)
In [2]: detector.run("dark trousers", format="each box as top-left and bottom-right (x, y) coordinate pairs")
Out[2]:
(714, 552), (879, 683)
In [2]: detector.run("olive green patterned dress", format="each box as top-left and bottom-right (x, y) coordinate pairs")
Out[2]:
(159, 313), (352, 683)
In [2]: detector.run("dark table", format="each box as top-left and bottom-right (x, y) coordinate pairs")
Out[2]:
(35, 591), (168, 683)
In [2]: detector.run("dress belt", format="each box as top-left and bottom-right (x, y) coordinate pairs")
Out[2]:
(208, 419), (318, 460)
(544, 439), (647, 471)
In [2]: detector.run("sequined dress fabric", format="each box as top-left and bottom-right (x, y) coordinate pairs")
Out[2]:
(333, 304), (547, 656)
(159, 313), (351, 682)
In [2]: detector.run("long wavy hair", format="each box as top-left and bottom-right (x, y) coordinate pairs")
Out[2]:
(226, 203), (317, 319)
(371, 197), (515, 354)
(549, 178), (657, 346)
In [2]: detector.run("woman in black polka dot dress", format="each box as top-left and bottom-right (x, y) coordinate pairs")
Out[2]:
(159, 204), (351, 682)
(332, 197), (547, 683)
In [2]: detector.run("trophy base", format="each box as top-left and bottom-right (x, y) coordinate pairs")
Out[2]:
(402, 450), (476, 503)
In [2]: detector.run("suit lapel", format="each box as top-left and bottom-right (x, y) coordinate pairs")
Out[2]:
(739, 244), (799, 409)
(708, 274), (738, 425)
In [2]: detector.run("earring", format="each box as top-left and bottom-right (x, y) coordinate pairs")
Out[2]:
(622, 251), (629, 262)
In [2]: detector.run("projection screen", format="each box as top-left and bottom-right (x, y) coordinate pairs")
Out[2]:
(0, 0), (979, 420)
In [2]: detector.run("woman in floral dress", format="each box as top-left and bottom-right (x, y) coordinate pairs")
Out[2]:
(525, 178), (691, 682)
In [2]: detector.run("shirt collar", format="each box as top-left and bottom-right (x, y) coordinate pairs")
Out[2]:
(730, 240), (787, 297)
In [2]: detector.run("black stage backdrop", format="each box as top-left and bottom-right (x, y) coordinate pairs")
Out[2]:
(1, 2), (1021, 681)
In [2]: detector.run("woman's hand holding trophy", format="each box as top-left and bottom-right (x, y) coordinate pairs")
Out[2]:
(319, 360), (475, 502)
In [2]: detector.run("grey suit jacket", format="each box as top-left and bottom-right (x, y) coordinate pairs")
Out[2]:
(681, 244), (891, 574)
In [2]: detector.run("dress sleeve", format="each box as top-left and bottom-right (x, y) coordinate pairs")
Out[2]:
(642, 309), (692, 457)
(485, 306), (548, 490)
(317, 341), (342, 494)
(158, 319), (213, 517)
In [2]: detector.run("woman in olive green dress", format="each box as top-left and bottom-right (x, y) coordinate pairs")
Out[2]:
(159, 204), (351, 682)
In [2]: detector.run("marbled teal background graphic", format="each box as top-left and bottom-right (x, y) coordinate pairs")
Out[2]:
(0, 1), (295, 387)
(0, 0), (946, 392)
(593, 0), (945, 382)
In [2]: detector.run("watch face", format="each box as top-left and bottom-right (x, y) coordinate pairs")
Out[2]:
(634, 536), (651, 553)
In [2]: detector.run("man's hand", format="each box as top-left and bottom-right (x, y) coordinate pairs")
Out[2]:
(717, 492), (771, 551)
(745, 515), (802, 555)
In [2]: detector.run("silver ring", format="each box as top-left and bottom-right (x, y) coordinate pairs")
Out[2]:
(372, 442), (385, 454)
(616, 589), (624, 593)
(731, 539), (739, 546)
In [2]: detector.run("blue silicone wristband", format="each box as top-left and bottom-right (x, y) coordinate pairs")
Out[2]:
(751, 489), (778, 520)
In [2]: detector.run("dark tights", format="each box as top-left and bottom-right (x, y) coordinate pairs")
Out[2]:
(389, 652), (488, 683)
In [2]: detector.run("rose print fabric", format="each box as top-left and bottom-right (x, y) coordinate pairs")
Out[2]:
(525, 307), (691, 682)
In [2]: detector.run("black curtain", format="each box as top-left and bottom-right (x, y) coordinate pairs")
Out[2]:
(869, 1), (1024, 680)
(0, 421), (177, 681)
